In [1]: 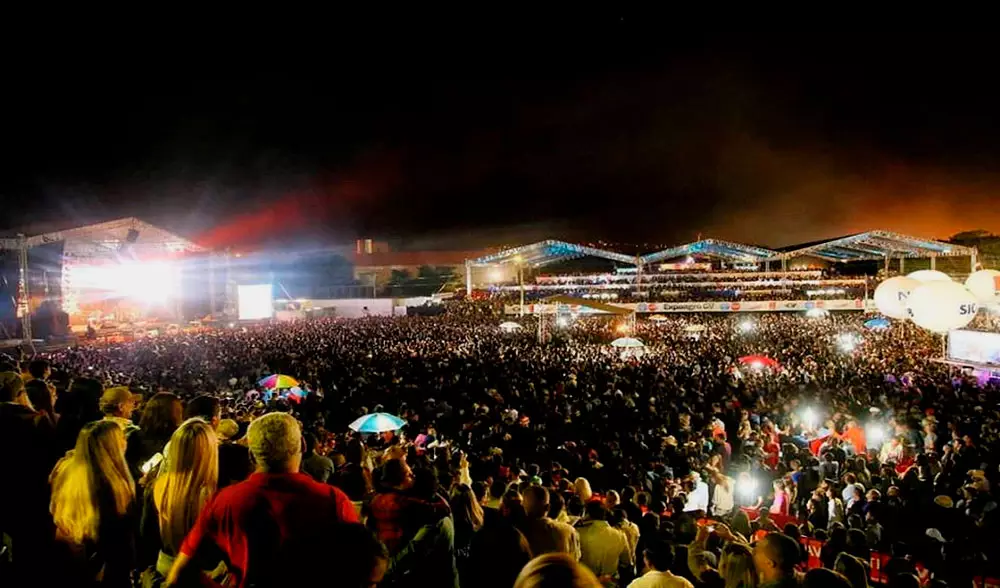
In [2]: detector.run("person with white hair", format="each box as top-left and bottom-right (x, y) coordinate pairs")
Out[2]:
(167, 412), (359, 587)
(683, 472), (710, 513)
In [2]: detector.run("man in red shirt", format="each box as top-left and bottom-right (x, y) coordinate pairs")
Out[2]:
(167, 412), (360, 587)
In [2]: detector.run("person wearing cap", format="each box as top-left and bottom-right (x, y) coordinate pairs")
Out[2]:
(101, 385), (142, 436)
(217, 418), (240, 441)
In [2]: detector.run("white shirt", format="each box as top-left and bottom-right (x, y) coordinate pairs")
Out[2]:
(684, 480), (709, 512)
(617, 520), (640, 560)
(842, 483), (858, 505)
(711, 477), (734, 516)
(628, 570), (695, 588)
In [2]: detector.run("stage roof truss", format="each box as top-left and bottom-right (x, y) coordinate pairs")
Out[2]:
(26, 217), (206, 257)
(767, 230), (975, 262)
(469, 239), (637, 268)
(641, 239), (776, 265)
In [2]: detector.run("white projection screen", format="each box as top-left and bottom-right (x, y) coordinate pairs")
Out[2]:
(949, 329), (1000, 367)
(238, 284), (274, 320)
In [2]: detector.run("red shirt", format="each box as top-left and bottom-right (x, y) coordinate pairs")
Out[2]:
(369, 491), (449, 555)
(180, 472), (359, 587)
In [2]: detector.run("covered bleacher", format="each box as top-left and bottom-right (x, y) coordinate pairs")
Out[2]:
(464, 230), (980, 302)
(640, 239), (776, 265)
(764, 230), (978, 272)
(465, 240), (639, 292)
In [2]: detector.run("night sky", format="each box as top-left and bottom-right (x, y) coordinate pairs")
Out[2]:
(2, 26), (998, 251)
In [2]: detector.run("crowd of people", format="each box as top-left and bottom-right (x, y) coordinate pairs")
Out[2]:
(503, 271), (872, 303)
(1, 301), (999, 588)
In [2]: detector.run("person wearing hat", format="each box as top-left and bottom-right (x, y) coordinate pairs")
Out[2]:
(100, 385), (142, 437)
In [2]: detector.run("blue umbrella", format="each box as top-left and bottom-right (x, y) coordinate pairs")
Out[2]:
(348, 412), (406, 433)
(864, 318), (891, 330)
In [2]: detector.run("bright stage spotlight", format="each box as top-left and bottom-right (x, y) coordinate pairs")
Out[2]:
(836, 332), (861, 353)
(119, 261), (177, 304)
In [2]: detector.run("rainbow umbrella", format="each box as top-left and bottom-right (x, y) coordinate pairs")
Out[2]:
(257, 374), (300, 390)
(349, 412), (406, 434)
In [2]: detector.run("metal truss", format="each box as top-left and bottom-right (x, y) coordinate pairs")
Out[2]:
(469, 239), (638, 268)
(765, 230), (976, 262)
(640, 239), (777, 264)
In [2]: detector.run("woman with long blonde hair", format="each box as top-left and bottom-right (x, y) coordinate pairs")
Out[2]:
(50, 419), (137, 587)
(139, 418), (221, 583)
(719, 542), (758, 588)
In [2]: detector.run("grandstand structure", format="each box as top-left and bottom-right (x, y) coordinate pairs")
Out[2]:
(465, 229), (978, 296)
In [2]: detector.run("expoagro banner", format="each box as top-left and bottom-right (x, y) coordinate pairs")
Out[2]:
(505, 299), (875, 315)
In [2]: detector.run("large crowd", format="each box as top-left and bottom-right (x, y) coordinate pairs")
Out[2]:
(1, 301), (999, 588)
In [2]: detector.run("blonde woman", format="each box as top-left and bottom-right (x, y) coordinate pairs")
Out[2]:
(719, 542), (758, 588)
(49, 419), (137, 587)
(574, 477), (594, 503)
(139, 418), (223, 584)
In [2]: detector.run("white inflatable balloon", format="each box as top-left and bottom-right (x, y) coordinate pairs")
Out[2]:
(907, 269), (952, 283)
(906, 281), (979, 333)
(873, 276), (920, 319)
(965, 269), (1000, 305)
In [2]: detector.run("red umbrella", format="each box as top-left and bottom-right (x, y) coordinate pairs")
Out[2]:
(738, 355), (780, 369)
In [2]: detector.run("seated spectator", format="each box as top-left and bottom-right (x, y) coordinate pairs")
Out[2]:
(167, 412), (358, 586)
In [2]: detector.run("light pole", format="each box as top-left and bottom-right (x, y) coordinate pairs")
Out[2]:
(514, 255), (525, 317)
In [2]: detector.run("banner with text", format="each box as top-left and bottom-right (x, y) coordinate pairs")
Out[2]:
(505, 299), (875, 315)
